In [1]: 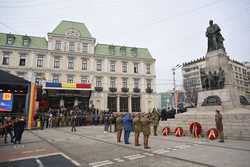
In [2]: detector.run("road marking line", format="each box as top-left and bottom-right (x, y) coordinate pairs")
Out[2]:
(89, 160), (114, 167)
(152, 149), (170, 154)
(10, 152), (61, 161)
(124, 154), (142, 158)
(22, 150), (33, 154)
(113, 158), (125, 162)
(36, 158), (45, 167)
(60, 153), (81, 166)
(143, 152), (154, 156)
(127, 155), (145, 160)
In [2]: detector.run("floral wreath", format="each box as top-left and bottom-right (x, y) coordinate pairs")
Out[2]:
(207, 128), (218, 140)
(175, 127), (183, 137)
(162, 127), (170, 136)
(189, 122), (202, 137)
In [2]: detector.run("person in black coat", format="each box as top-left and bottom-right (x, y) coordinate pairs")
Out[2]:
(14, 117), (25, 144)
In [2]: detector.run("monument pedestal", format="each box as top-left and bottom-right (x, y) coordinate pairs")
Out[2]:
(160, 49), (250, 140)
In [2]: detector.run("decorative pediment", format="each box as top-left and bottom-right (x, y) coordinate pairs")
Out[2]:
(65, 28), (80, 37)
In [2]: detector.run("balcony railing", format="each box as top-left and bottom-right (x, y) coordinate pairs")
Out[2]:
(146, 87), (153, 93)
(95, 87), (103, 92)
(109, 87), (117, 92)
(121, 87), (129, 93)
(133, 88), (140, 93)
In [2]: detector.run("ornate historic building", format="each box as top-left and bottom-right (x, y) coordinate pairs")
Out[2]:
(0, 20), (156, 112)
(182, 57), (249, 102)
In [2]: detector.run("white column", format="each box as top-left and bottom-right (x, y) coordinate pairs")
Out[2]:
(128, 95), (132, 113)
(117, 95), (120, 112)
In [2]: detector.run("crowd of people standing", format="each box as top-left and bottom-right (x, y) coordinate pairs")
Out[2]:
(0, 115), (25, 144)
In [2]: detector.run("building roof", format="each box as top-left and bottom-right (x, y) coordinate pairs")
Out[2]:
(51, 20), (92, 38)
(95, 43), (153, 59)
(0, 33), (47, 49)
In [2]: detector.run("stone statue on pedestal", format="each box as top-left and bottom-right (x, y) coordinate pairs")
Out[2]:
(206, 20), (225, 52)
(201, 68), (225, 90)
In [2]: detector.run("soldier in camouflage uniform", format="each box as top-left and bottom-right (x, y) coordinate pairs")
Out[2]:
(215, 110), (224, 142)
(116, 113), (123, 143)
(141, 113), (152, 149)
(133, 113), (142, 146)
(151, 108), (160, 136)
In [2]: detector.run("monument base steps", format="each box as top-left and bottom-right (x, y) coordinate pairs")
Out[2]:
(159, 107), (250, 140)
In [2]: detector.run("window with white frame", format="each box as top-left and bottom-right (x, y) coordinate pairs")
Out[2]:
(7, 36), (14, 45)
(55, 40), (61, 50)
(81, 76), (88, 84)
(82, 43), (88, 53)
(122, 78), (128, 88)
(96, 77), (102, 87)
(110, 77), (116, 88)
(69, 42), (75, 52)
(37, 55), (43, 68)
(122, 62), (128, 73)
(54, 57), (60, 69)
(134, 63), (139, 73)
(68, 57), (74, 70)
(110, 61), (116, 72)
(82, 59), (87, 70)
(67, 75), (74, 83)
(96, 60), (102, 71)
(146, 79), (152, 88)
(52, 74), (59, 83)
(134, 78), (140, 88)
(146, 63), (151, 74)
(19, 54), (26, 66)
(2, 53), (10, 65)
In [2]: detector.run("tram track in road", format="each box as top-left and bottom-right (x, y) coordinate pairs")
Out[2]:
(49, 128), (215, 167)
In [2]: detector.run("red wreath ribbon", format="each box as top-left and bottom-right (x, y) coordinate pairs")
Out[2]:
(175, 127), (183, 137)
(189, 122), (202, 138)
(162, 127), (170, 136)
(207, 128), (218, 140)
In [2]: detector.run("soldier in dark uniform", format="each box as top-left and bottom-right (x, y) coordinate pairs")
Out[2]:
(151, 108), (160, 136)
(116, 113), (123, 143)
(14, 116), (25, 144)
(215, 110), (224, 142)
(133, 113), (142, 146)
(141, 113), (152, 149)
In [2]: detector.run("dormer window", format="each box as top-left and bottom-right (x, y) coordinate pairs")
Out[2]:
(23, 36), (30, 46)
(131, 48), (138, 57)
(120, 47), (126, 56)
(6, 34), (15, 45)
(109, 45), (115, 55)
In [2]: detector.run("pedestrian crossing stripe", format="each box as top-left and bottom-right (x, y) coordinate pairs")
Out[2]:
(113, 158), (125, 162)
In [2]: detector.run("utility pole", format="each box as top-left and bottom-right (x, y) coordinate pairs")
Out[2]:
(172, 64), (181, 114)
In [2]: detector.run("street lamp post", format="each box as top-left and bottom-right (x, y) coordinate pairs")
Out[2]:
(172, 64), (182, 114)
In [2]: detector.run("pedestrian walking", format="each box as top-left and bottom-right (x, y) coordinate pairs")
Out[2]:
(71, 110), (77, 132)
(116, 113), (123, 143)
(108, 113), (114, 132)
(122, 113), (132, 144)
(103, 112), (109, 133)
(141, 113), (152, 149)
(215, 110), (224, 142)
(14, 117), (25, 144)
(4, 117), (14, 144)
(133, 113), (142, 146)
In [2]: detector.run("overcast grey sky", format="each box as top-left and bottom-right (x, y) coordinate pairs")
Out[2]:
(0, 0), (249, 92)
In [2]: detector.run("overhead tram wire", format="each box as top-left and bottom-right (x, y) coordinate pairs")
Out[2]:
(0, 22), (19, 34)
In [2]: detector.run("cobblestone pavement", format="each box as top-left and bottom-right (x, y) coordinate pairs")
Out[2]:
(1, 126), (250, 167)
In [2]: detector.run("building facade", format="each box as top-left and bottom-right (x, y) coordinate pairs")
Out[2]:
(0, 20), (156, 113)
(182, 57), (249, 102)
(244, 61), (250, 101)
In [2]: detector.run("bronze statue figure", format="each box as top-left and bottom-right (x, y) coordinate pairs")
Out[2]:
(206, 20), (225, 52)
(201, 68), (225, 90)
